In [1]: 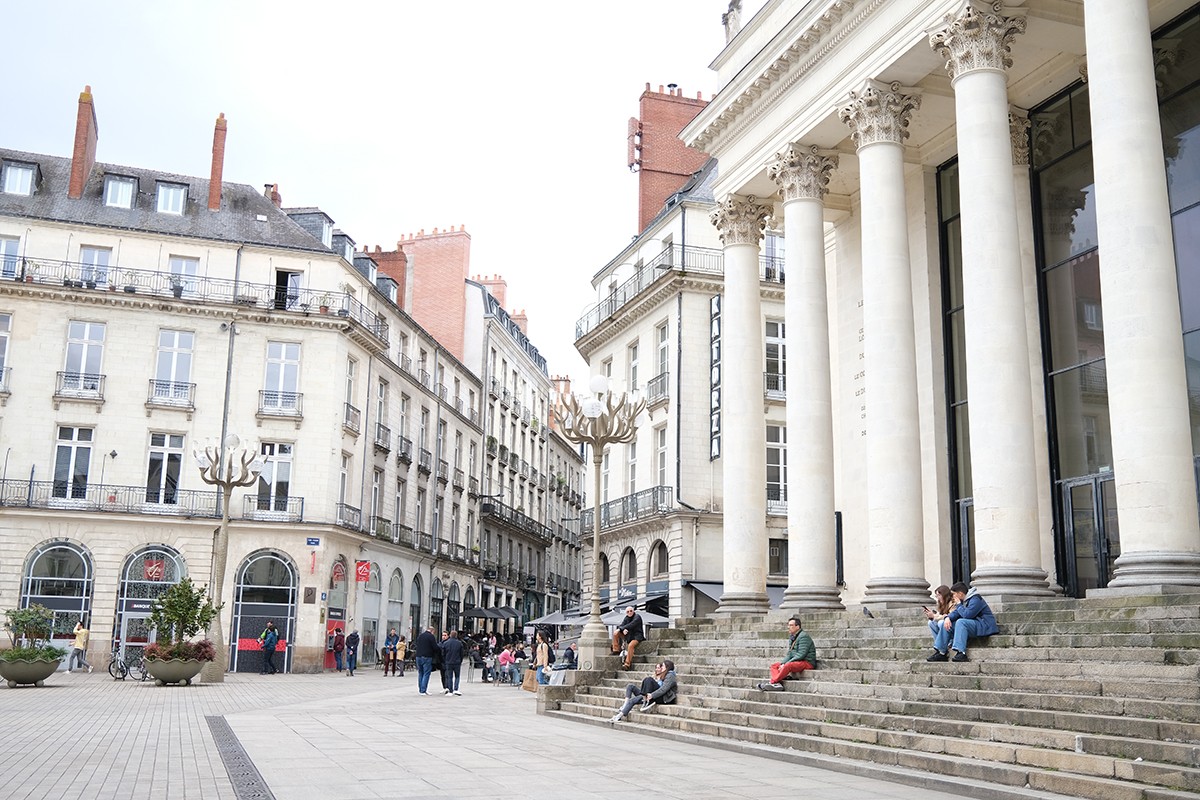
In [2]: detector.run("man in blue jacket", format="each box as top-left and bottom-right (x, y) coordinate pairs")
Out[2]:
(929, 581), (997, 663)
(414, 626), (439, 695)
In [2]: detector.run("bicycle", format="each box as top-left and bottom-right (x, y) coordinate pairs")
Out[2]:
(107, 645), (148, 681)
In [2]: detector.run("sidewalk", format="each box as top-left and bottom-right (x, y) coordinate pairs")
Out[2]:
(0, 668), (966, 800)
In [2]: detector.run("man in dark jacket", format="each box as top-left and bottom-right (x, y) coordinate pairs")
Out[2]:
(440, 630), (465, 695)
(345, 629), (360, 676)
(258, 621), (280, 675)
(929, 582), (998, 663)
(414, 625), (439, 695)
(611, 606), (645, 669)
(610, 659), (678, 722)
(332, 627), (346, 672)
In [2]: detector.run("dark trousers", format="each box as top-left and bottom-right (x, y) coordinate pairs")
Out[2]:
(260, 648), (277, 674)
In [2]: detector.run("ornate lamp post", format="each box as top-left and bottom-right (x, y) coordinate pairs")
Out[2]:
(555, 376), (645, 670)
(193, 434), (262, 682)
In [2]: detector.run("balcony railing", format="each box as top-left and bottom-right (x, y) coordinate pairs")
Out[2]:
(243, 495), (305, 522)
(374, 422), (392, 451)
(391, 522), (415, 548)
(489, 377), (500, 398)
(258, 390), (303, 417)
(400, 354), (412, 374)
(767, 486), (787, 516)
(576, 245), (723, 339)
(453, 468), (465, 490)
(0, 478), (220, 517)
(418, 449), (433, 474)
(9, 256), (389, 346)
(762, 254), (785, 283)
(343, 403), (361, 434)
(487, 438), (498, 457)
(580, 485), (674, 532)
(55, 371), (104, 401)
(435, 383), (447, 400)
(417, 531), (434, 553)
(336, 502), (362, 530)
(646, 371), (669, 407)
(470, 408), (480, 426)
(469, 476), (479, 495)
(500, 388), (511, 408)
(397, 436), (413, 464)
(367, 515), (392, 538)
(764, 372), (786, 399)
(437, 459), (449, 484)
(418, 368), (431, 388)
(0, 366), (9, 394)
(513, 398), (522, 416)
(144, 379), (195, 410)
(479, 499), (553, 542)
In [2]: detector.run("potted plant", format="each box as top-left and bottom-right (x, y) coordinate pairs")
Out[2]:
(317, 294), (332, 314)
(143, 577), (221, 686)
(169, 277), (184, 299)
(0, 604), (65, 688)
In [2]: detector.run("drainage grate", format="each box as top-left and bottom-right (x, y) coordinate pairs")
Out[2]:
(206, 715), (276, 800)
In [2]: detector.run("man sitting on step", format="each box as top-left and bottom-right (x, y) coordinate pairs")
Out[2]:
(611, 606), (645, 670)
(757, 616), (816, 691)
(927, 581), (997, 663)
(610, 659), (677, 722)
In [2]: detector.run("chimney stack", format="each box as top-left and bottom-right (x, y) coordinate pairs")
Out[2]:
(208, 113), (227, 211)
(68, 85), (99, 200)
(263, 183), (282, 207)
(511, 309), (529, 335)
(478, 274), (508, 309)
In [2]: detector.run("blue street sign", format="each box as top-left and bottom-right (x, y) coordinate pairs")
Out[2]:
(306, 537), (320, 546)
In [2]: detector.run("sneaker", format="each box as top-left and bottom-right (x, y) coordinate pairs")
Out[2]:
(926, 651), (949, 662)
(609, 713), (624, 723)
(640, 701), (656, 712)
(87, 666), (93, 674)
(419, 691), (428, 696)
(443, 688), (451, 695)
(951, 651), (969, 662)
(453, 690), (462, 696)
(757, 682), (784, 691)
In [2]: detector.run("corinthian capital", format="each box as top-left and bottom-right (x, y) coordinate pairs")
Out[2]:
(767, 144), (839, 202)
(1009, 106), (1031, 166)
(929, 1), (1027, 82)
(838, 80), (921, 150)
(710, 195), (773, 246)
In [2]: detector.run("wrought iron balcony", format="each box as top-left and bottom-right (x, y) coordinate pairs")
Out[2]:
(453, 468), (465, 491)
(0, 366), (9, 395)
(374, 422), (392, 451)
(468, 476), (479, 496)
(146, 379), (195, 410)
(479, 498), (553, 542)
(416, 531), (434, 553)
(486, 438), (498, 457)
(521, 409), (531, 427)
(335, 502), (362, 530)
(513, 398), (522, 416)
(242, 495), (305, 522)
(0, 478), (220, 517)
(55, 371), (104, 401)
(391, 522), (415, 549)
(767, 486), (787, 516)
(258, 390), (303, 418)
(580, 485), (674, 532)
(500, 388), (511, 408)
(575, 245), (723, 339)
(418, 368), (431, 388)
(646, 371), (669, 407)
(764, 372), (786, 400)
(10, 256), (390, 345)
(368, 515), (392, 538)
(418, 449), (433, 474)
(397, 436), (413, 464)
(342, 403), (361, 434)
(508, 451), (519, 470)
(435, 383), (447, 400)
(437, 459), (449, 484)
(469, 408), (480, 426)
(400, 354), (412, 374)
(498, 443), (509, 462)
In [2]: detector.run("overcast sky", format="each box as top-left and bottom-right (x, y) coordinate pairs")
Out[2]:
(0, 1), (757, 382)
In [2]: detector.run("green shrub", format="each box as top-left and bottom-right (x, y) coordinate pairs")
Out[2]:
(145, 578), (222, 662)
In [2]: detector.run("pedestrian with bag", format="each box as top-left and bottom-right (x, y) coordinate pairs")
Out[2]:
(258, 621), (280, 675)
(345, 628), (360, 676)
(332, 627), (346, 672)
(382, 628), (399, 676)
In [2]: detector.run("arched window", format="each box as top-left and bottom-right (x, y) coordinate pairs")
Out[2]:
(599, 553), (610, 583)
(620, 548), (637, 585)
(649, 540), (669, 578)
(447, 582), (461, 633)
(21, 541), (94, 644)
(231, 550), (298, 673)
(430, 578), (445, 634)
(114, 545), (186, 661)
(409, 574), (423, 641)
(328, 557), (348, 613)
(362, 562), (382, 663)
(386, 569), (404, 639)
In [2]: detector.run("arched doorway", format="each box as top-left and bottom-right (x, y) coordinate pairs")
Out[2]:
(114, 545), (186, 663)
(325, 557), (348, 669)
(409, 574), (423, 641)
(362, 563), (381, 664)
(231, 550), (297, 673)
(447, 582), (461, 633)
(21, 541), (94, 648)
(386, 569), (404, 641)
(430, 578), (445, 634)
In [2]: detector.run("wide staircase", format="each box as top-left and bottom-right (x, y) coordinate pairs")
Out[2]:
(544, 591), (1200, 800)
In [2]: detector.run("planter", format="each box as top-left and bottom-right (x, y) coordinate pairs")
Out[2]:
(23, 275), (33, 283)
(319, 305), (330, 314)
(144, 657), (205, 686)
(0, 657), (63, 688)
(171, 285), (184, 299)
(124, 285), (137, 293)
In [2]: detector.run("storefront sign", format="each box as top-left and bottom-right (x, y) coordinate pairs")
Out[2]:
(355, 560), (370, 582)
(143, 559), (165, 581)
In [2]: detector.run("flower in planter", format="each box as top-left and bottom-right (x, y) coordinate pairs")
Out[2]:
(2, 604), (64, 662)
(144, 577), (222, 662)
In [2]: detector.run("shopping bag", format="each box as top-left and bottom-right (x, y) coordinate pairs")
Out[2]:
(521, 667), (538, 693)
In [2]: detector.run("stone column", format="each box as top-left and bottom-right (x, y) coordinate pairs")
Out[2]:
(767, 144), (844, 610)
(929, 3), (1050, 596)
(1083, 0), (1200, 586)
(838, 81), (930, 606)
(710, 194), (773, 614)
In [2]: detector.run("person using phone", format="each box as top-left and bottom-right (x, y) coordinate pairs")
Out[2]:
(923, 584), (957, 659)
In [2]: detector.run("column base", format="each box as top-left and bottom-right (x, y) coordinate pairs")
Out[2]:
(862, 577), (931, 606)
(969, 566), (1053, 598)
(575, 617), (611, 673)
(1107, 551), (1200, 588)
(781, 585), (845, 611)
(714, 591), (770, 616)
(200, 658), (226, 684)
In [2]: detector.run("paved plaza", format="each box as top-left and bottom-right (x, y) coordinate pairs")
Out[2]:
(0, 668), (967, 800)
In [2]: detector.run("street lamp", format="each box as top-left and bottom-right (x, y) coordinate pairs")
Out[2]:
(193, 434), (263, 682)
(555, 375), (646, 671)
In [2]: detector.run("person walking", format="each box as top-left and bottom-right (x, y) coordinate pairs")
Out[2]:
(414, 625), (439, 695)
(383, 628), (400, 676)
(534, 630), (551, 685)
(345, 629), (360, 676)
(441, 630), (465, 695)
(610, 660), (678, 722)
(332, 627), (346, 672)
(68, 620), (92, 673)
(258, 621), (280, 675)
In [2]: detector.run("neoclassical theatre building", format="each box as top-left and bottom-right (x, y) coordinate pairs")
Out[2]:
(664, 0), (1200, 611)
(576, 0), (1195, 618)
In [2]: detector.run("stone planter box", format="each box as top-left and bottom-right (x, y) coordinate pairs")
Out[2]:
(144, 658), (205, 686)
(0, 657), (63, 688)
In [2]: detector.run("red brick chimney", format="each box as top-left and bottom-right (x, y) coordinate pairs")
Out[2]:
(511, 309), (528, 334)
(476, 274), (507, 309)
(68, 85), (99, 200)
(263, 183), (282, 207)
(208, 113), (227, 211)
(631, 83), (709, 232)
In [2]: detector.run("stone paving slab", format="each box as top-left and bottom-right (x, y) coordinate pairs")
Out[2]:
(1, 669), (967, 800)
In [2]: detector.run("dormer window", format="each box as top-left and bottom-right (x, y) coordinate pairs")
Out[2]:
(103, 175), (136, 209)
(2, 162), (34, 196)
(156, 182), (187, 214)
(343, 242), (354, 261)
(321, 220), (333, 248)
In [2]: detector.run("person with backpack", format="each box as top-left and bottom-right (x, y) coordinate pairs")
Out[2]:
(534, 630), (552, 685)
(345, 628), (360, 676)
(258, 621), (280, 675)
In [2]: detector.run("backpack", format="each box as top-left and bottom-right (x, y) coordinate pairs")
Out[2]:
(547, 644), (556, 665)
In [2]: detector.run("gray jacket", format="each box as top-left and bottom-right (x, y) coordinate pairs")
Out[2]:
(646, 670), (678, 704)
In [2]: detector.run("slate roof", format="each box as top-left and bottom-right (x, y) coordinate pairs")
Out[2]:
(0, 148), (332, 254)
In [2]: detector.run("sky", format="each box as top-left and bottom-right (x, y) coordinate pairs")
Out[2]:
(0, 1), (753, 383)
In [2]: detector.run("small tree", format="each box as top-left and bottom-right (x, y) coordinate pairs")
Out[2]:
(2, 604), (63, 662)
(144, 578), (223, 662)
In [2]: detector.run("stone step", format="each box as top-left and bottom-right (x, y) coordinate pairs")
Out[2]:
(549, 703), (1200, 800)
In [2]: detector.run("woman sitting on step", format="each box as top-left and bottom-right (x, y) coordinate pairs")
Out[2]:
(927, 582), (997, 663)
(923, 584), (958, 648)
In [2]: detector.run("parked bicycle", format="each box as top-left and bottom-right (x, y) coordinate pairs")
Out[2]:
(107, 643), (148, 681)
